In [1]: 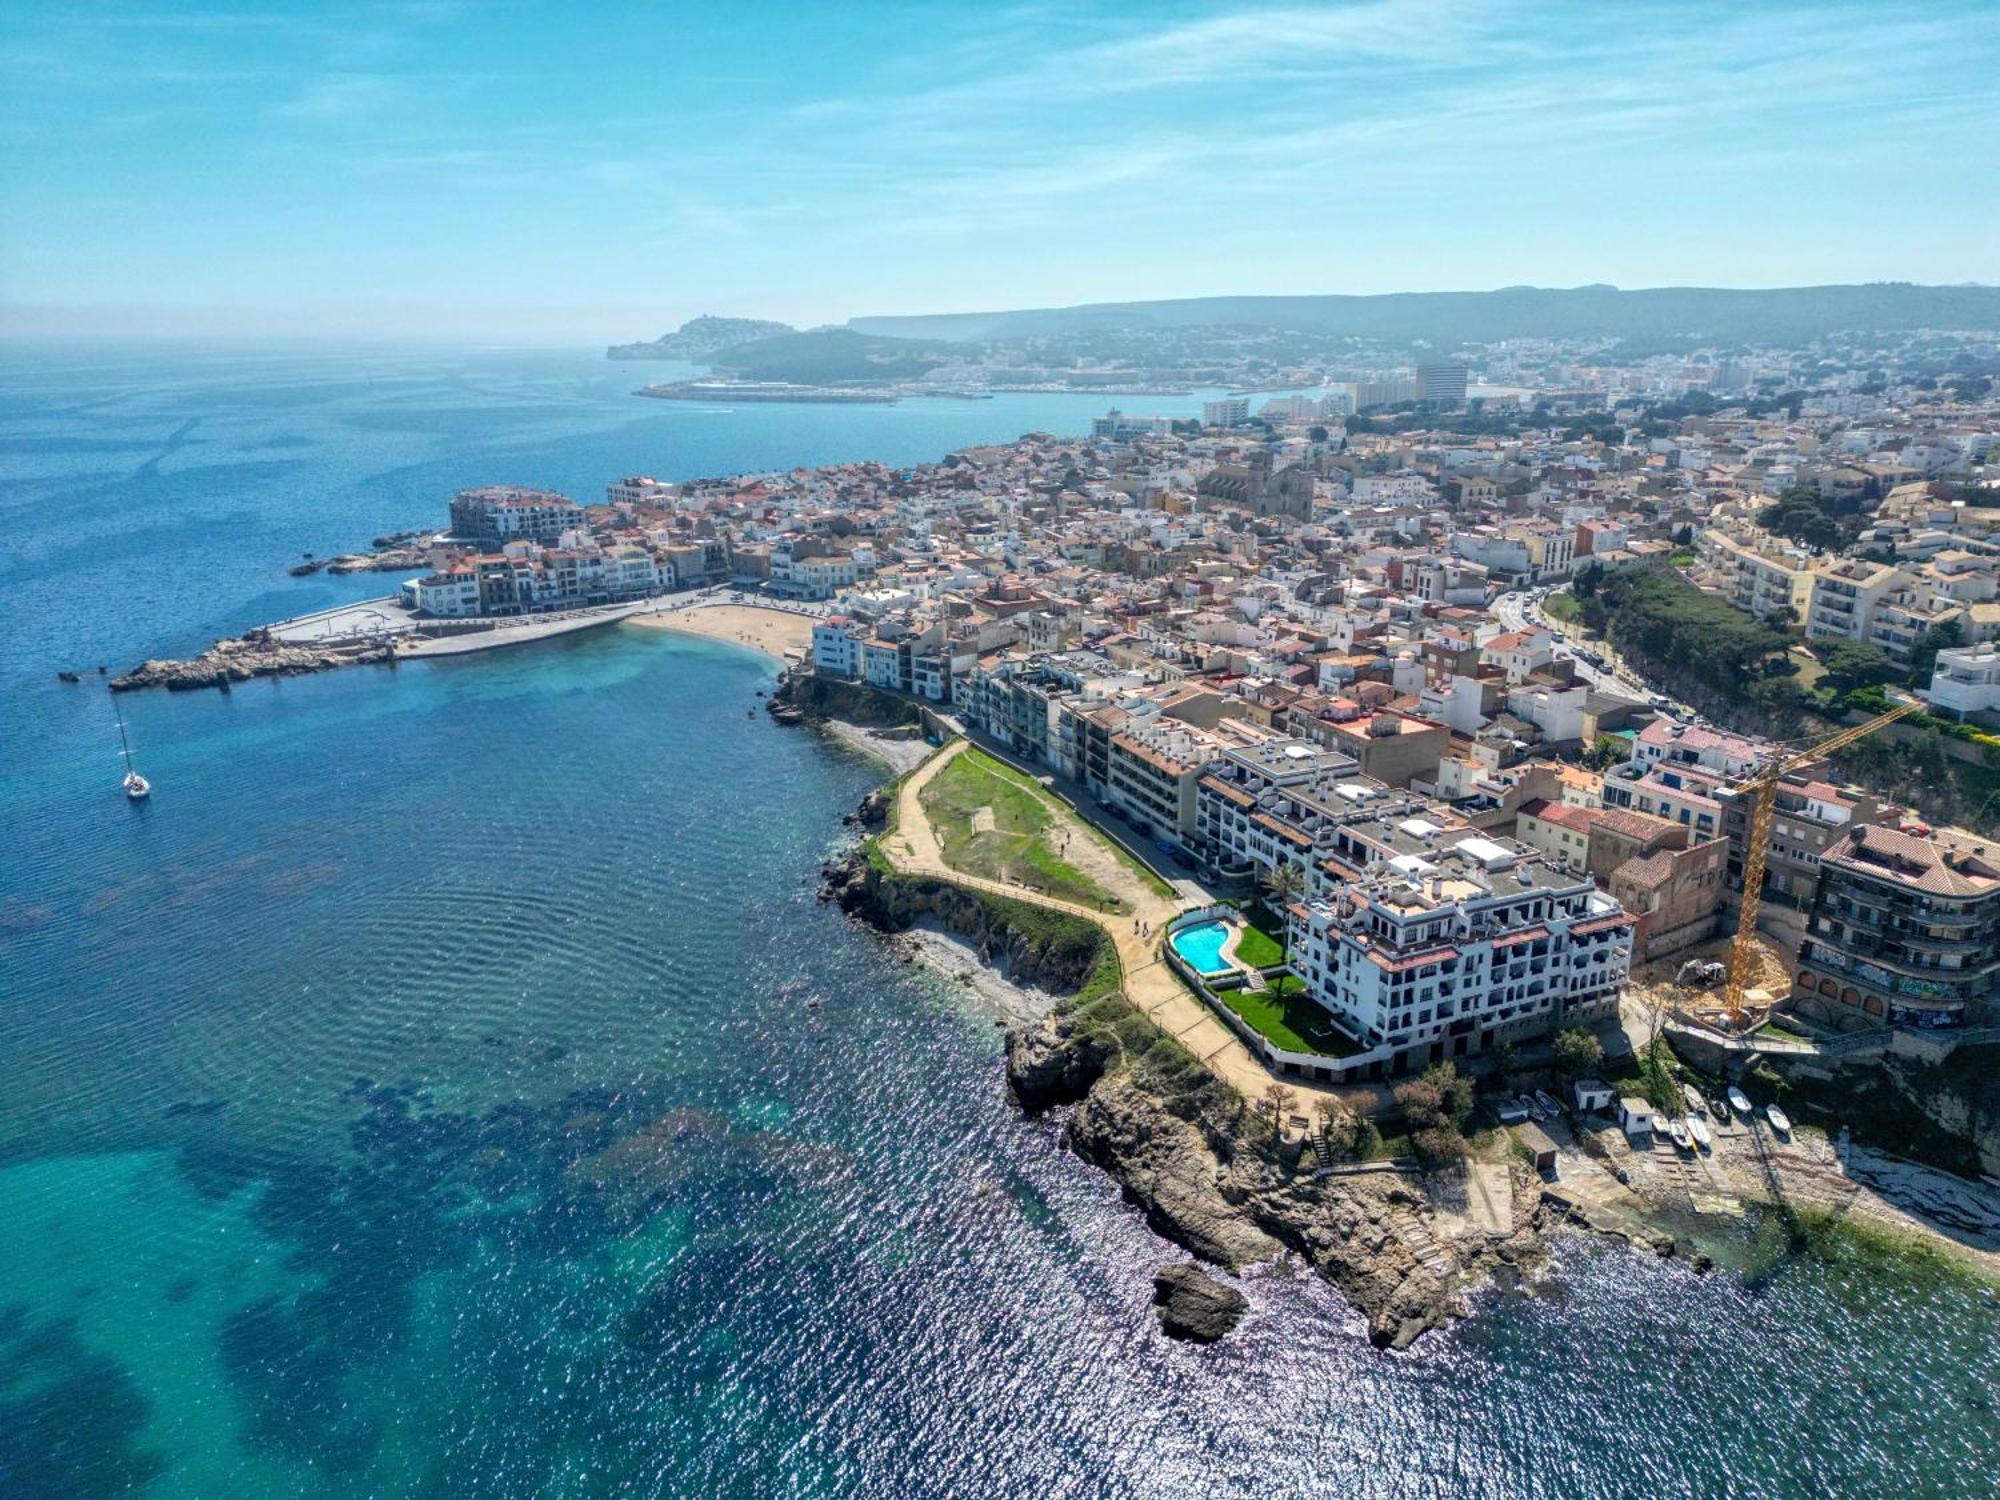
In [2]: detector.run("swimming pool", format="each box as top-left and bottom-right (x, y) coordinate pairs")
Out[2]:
(1171, 920), (1233, 974)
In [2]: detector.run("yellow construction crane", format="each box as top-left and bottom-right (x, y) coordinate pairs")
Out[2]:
(1724, 696), (1921, 1026)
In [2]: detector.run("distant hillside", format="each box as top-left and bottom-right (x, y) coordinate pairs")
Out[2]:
(608, 315), (795, 360)
(705, 328), (965, 383)
(846, 283), (2000, 346)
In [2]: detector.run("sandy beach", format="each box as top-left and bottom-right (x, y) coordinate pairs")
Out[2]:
(626, 603), (815, 661)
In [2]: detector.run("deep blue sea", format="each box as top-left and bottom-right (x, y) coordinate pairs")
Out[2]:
(2, 344), (1995, 1498)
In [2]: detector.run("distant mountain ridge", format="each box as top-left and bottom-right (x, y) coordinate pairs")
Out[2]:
(608, 315), (796, 360)
(843, 283), (2000, 345)
(705, 329), (968, 383)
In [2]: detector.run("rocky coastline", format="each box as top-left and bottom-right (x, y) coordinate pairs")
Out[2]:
(820, 835), (1599, 1349)
(828, 770), (2000, 1345)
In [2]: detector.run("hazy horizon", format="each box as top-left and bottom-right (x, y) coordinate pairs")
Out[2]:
(3, 1), (1997, 341)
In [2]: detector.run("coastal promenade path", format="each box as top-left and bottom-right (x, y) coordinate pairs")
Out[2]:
(885, 740), (1344, 1106)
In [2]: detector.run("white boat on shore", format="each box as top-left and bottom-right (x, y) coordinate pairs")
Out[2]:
(1681, 1083), (1708, 1116)
(1727, 1086), (1752, 1117)
(1687, 1116), (1713, 1151)
(1533, 1089), (1563, 1117)
(1764, 1104), (1792, 1135)
(1668, 1118), (1692, 1151)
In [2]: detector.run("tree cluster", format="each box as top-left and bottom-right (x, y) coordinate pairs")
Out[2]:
(1551, 1027), (1605, 1082)
(1573, 562), (1800, 715)
(1757, 483), (1872, 552)
(1394, 1061), (1475, 1167)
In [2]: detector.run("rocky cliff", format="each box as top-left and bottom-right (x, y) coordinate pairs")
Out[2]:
(773, 671), (923, 729)
(820, 847), (1105, 996)
(1018, 1015), (1543, 1348)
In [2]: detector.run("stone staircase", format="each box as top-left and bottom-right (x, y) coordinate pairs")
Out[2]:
(1386, 1204), (1459, 1281)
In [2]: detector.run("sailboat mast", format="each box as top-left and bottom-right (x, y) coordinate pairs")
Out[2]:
(113, 692), (135, 771)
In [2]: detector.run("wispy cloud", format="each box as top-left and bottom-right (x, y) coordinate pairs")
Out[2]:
(274, 72), (406, 120)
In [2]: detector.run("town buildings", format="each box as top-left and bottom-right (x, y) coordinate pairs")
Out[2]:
(473, 334), (1999, 1062)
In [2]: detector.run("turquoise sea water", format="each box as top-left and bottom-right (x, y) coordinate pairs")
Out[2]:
(2, 345), (1996, 1498)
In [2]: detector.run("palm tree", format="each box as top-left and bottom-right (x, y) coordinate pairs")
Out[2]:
(1259, 861), (1306, 906)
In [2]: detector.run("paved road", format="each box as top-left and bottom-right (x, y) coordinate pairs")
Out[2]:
(1494, 585), (1698, 720)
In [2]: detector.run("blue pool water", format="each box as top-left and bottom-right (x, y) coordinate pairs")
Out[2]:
(1172, 921), (1232, 974)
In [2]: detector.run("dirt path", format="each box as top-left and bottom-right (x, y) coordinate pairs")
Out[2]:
(887, 740), (1347, 1105)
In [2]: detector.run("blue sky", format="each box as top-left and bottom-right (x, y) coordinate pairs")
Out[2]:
(1, 0), (1995, 339)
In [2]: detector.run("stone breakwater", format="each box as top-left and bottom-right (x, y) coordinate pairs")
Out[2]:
(112, 633), (393, 692)
(822, 837), (1629, 1350)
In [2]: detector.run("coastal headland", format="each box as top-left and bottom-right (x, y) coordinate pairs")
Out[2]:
(802, 718), (2000, 1347)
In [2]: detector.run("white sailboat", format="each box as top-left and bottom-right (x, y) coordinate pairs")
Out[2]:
(112, 694), (150, 800)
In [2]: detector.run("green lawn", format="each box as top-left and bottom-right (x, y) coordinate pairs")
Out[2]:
(1234, 902), (1287, 968)
(1756, 1019), (1813, 1045)
(1219, 974), (1366, 1057)
(1542, 591), (1582, 623)
(971, 746), (1179, 899)
(920, 748), (1127, 913)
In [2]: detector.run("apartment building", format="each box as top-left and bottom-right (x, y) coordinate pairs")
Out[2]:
(1794, 825), (2000, 1030)
(1105, 720), (1219, 845)
(1294, 703), (1451, 787)
(1286, 833), (1633, 1075)
(1192, 738), (1366, 883)
(1925, 644), (2000, 718)
(1603, 720), (1886, 906)
(448, 486), (583, 545)
(1805, 557), (1958, 665)
(772, 550), (864, 600)
(1415, 363), (1469, 409)
(1697, 526), (1815, 619)
(605, 475), (675, 506)
(811, 616), (863, 677)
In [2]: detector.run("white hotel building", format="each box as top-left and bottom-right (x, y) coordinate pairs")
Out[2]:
(1285, 832), (1632, 1073)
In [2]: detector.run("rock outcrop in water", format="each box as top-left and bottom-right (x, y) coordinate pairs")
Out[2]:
(773, 670), (922, 730)
(1152, 1264), (1247, 1343)
(112, 634), (393, 692)
(1029, 1034), (1529, 1349)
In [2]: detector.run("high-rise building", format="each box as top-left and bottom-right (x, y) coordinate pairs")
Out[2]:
(1416, 363), (1470, 409)
(1202, 397), (1250, 427)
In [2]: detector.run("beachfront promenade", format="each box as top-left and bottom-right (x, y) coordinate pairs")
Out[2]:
(881, 738), (1346, 1106)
